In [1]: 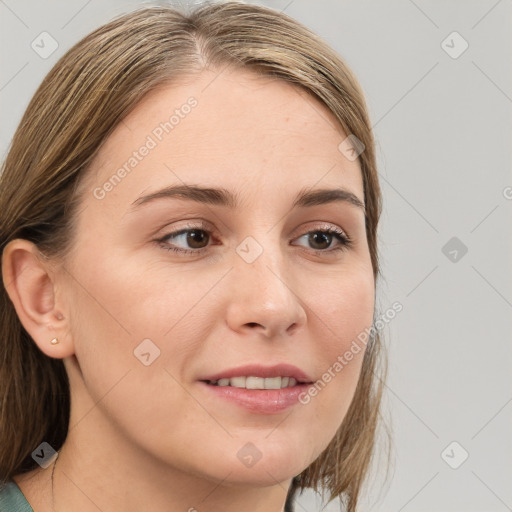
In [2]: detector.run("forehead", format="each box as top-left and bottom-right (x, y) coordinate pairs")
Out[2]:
(80, 68), (364, 215)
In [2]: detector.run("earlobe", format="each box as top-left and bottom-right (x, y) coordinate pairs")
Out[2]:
(1, 238), (75, 358)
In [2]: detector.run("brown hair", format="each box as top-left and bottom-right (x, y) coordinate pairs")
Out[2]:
(0, 2), (390, 510)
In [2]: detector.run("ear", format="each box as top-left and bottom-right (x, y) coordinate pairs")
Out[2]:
(2, 238), (75, 359)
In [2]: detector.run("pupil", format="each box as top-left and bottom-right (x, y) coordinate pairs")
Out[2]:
(187, 229), (208, 248)
(311, 232), (330, 250)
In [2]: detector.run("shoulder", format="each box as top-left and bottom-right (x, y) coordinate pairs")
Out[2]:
(0, 480), (34, 512)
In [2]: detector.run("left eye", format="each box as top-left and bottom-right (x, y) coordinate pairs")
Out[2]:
(158, 228), (212, 254)
(295, 228), (351, 252)
(156, 226), (352, 255)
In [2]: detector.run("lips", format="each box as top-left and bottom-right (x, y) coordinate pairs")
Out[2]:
(198, 363), (315, 413)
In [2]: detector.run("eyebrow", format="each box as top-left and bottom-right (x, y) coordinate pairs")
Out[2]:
(128, 184), (365, 213)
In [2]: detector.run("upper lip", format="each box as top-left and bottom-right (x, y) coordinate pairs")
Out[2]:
(201, 363), (313, 383)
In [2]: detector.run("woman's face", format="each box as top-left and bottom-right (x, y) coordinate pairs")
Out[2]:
(59, 68), (375, 485)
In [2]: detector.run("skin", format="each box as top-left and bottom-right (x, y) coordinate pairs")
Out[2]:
(3, 68), (375, 512)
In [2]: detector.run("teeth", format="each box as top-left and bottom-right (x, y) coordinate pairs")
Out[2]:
(264, 377), (282, 389)
(246, 376), (266, 389)
(230, 376), (246, 388)
(209, 376), (300, 389)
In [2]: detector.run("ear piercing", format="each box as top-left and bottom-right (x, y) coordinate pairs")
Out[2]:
(50, 314), (64, 345)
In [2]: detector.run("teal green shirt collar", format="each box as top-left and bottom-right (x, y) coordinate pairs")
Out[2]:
(0, 480), (34, 511)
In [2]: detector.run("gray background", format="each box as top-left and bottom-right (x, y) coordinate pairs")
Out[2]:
(1, 1), (511, 511)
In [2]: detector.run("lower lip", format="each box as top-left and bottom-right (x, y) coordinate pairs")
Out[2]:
(199, 381), (312, 414)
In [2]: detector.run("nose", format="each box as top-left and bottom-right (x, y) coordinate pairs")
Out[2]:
(225, 238), (307, 339)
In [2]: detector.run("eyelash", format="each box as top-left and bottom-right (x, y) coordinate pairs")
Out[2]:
(155, 222), (353, 257)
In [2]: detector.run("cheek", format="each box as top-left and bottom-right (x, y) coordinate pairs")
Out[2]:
(300, 265), (375, 430)
(315, 264), (375, 358)
(63, 258), (203, 459)
(66, 245), (197, 345)
(63, 250), (216, 417)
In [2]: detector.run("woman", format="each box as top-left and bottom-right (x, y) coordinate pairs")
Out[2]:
(0, 2), (389, 511)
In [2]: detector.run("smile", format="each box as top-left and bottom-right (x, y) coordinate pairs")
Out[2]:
(207, 376), (299, 389)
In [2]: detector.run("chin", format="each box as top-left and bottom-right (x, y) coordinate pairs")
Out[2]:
(217, 464), (301, 488)
(186, 449), (309, 488)
(231, 447), (310, 486)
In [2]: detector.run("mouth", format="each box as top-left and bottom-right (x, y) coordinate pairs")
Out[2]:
(198, 365), (314, 414)
(200, 363), (313, 387)
(203, 376), (308, 389)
